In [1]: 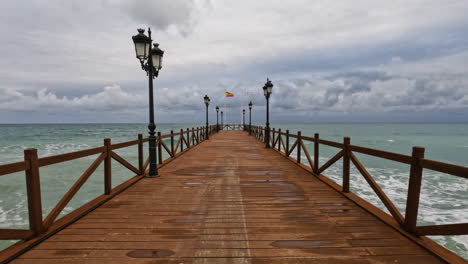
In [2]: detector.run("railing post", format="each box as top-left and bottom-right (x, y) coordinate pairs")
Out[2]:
(104, 138), (112, 195)
(314, 133), (319, 174)
(192, 127), (195, 145)
(24, 148), (44, 235)
(297, 131), (302, 163)
(286, 130), (290, 156)
(180, 129), (184, 152)
(343, 137), (350, 193)
(157, 132), (163, 164)
(138, 134), (144, 175)
(187, 128), (191, 148)
(272, 128), (276, 148)
(170, 130), (174, 156)
(278, 129), (282, 152)
(404, 146), (425, 233)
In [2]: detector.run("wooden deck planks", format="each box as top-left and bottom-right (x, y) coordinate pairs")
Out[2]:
(12, 131), (443, 263)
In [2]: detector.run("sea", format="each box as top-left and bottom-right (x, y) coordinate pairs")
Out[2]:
(0, 123), (466, 259)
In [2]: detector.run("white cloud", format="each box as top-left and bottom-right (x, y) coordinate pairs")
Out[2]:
(0, 84), (145, 112)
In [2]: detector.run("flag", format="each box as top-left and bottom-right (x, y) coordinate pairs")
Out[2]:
(225, 91), (234, 97)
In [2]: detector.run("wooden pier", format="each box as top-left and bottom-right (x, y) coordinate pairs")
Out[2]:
(0, 127), (466, 263)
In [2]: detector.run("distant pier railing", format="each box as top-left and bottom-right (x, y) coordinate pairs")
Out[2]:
(248, 125), (467, 238)
(0, 125), (218, 243)
(220, 124), (244, 130)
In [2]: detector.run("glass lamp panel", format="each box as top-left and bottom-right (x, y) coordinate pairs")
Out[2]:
(135, 42), (148, 59)
(263, 87), (267, 96)
(152, 54), (161, 68)
(267, 86), (273, 94)
(145, 43), (150, 58)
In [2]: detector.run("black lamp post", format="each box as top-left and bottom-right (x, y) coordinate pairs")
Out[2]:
(221, 111), (224, 130)
(204, 95), (210, 139)
(242, 109), (246, 130)
(132, 28), (164, 177)
(216, 106), (219, 132)
(263, 78), (273, 148)
(248, 101), (253, 135)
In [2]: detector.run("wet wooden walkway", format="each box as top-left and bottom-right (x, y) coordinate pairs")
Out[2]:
(12, 131), (443, 263)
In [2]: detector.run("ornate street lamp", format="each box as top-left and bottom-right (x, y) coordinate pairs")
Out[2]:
(221, 111), (224, 130)
(248, 101), (253, 135)
(263, 78), (273, 148)
(216, 106), (220, 131)
(204, 95), (210, 139)
(132, 28), (164, 177)
(242, 109), (246, 130)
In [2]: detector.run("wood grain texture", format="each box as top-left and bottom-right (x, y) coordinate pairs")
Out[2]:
(10, 131), (448, 263)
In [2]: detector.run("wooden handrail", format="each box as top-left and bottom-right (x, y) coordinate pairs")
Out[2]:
(317, 150), (343, 175)
(288, 139), (299, 156)
(0, 126), (218, 243)
(317, 138), (344, 148)
(104, 138), (112, 195)
(350, 144), (412, 164)
(111, 139), (140, 150)
(0, 229), (34, 240)
(314, 133), (319, 174)
(421, 158), (468, 179)
(299, 139), (313, 170)
(297, 131), (302, 163)
(157, 133), (163, 164)
(138, 134), (144, 175)
(24, 149), (44, 235)
(342, 137), (350, 193)
(143, 156), (150, 172)
(249, 126), (467, 238)
(404, 146), (425, 233)
(38, 146), (106, 167)
(416, 223), (468, 236)
(350, 152), (405, 225)
(160, 139), (174, 157)
(43, 152), (106, 228)
(0, 161), (29, 176)
(111, 151), (140, 175)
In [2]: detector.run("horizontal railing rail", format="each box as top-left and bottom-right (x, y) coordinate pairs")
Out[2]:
(248, 125), (468, 238)
(0, 125), (219, 243)
(221, 123), (244, 130)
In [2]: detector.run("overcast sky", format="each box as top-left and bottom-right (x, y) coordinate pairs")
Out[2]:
(1, 0), (468, 123)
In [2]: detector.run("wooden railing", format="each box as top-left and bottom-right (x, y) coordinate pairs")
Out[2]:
(249, 125), (468, 237)
(0, 125), (218, 243)
(221, 124), (244, 130)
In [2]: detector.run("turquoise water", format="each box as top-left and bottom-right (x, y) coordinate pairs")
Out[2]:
(0, 123), (466, 259)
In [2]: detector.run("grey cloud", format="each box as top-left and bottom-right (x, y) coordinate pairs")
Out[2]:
(124, 0), (206, 36)
(1, 1), (468, 123)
